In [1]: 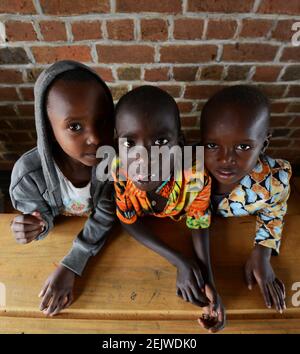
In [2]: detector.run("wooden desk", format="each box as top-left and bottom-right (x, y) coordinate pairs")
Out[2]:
(0, 208), (299, 333)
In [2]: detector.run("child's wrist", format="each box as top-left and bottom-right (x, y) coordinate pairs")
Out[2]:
(253, 243), (272, 260)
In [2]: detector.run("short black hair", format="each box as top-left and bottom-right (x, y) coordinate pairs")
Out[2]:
(201, 85), (270, 134)
(115, 85), (181, 132)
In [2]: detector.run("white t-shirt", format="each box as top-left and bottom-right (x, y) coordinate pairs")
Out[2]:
(54, 162), (92, 217)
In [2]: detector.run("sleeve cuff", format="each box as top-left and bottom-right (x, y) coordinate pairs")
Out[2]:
(60, 244), (92, 276)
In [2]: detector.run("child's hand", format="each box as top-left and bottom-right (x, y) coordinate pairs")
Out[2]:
(198, 284), (226, 333)
(176, 258), (210, 307)
(39, 264), (75, 316)
(11, 212), (46, 244)
(245, 244), (286, 313)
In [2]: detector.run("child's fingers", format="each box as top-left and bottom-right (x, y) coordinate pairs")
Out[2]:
(180, 288), (188, 302)
(267, 283), (281, 313)
(39, 287), (52, 311)
(62, 293), (74, 309)
(49, 296), (66, 316)
(184, 288), (195, 304)
(38, 282), (49, 298)
(13, 214), (43, 225)
(190, 284), (210, 306)
(13, 222), (43, 233)
(209, 306), (226, 333)
(273, 281), (286, 311)
(31, 211), (42, 220)
(275, 278), (286, 300)
(197, 317), (211, 330)
(244, 265), (255, 290)
(15, 230), (41, 243)
(257, 281), (272, 309)
(43, 293), (60, 316)
(192, 268), (205, 290)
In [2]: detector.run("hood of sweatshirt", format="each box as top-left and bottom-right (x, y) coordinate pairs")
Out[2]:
(34, 60), (109, 197)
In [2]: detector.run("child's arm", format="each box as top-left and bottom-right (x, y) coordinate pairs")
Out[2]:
(245, 161), (291, 313)
(39, 182), (116, 316)
(121, 218), (210, 306)
(191, 228), (226, 333)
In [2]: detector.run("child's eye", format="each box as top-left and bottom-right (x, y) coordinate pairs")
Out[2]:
(205, 143), (218, 149)
(123, 140), (135, 148)
(68, 123), (82, 132)
(154, 139), (169, 146)
(236, 144), (251, 151)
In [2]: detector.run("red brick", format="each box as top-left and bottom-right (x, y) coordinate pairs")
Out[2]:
(32, 46), (92, 64)
(177, 102), (194, 114)
(110, 86), (129, 100)
(206, 20), (237, 39)
(5, 21), (37, 41)
(156, 85), (182, 98)
(6, 118), (35, 130)
(117, 67), (141, 81)
(0, 0), (36, 14)
(270, 116), (292, 127)
(173, 19), (204, 40)
(200, 66), (223, 80)
(287, 103), (300, 113)
(144, 68), (170, 81)
(258, 0), (300, 15)
(271, 20), (295, 41)
(280, 47), (300, 62)
(19, 87), (34, 101)
(188, 0), (254, 13)
(271, 102), (289, 113)
(222, 43), (278, 62)
(17, 104), (34, 116)
(160, 45), (217, 63)
(141, 19), (168, 41)
(0, 88), (19, 101)
(181, 116), (198, 127)
(107, 20), (134, 41)
(116, 0), (182, 13)
(184, 129), (201, 142)
(96, 45), (154, 63)
(184, 85), (224, 99)
(281, 66), (300, 81)
(225, 65), (251, 81)
(287, 85), (300, 97)
(240, 19), (273, 38)
(0, 48), (29, 64)
(39, 0), (110, 15)
(0, 69), (23, 83)
(290, 129), (300, 138)
(173, 67), (198, 81)
(0, 105), (16, 116)
(258, 85), (287, 99)
(289, 117), (300, 127)
(253, 66), (282, 82)
(72, 21), (102, 41)
(39, 21), (67, 41)
(93, 67), (114, 82)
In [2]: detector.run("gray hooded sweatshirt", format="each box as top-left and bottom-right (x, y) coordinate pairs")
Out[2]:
(9, 60), (116, 276)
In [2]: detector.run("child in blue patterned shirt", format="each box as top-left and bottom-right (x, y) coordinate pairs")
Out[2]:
(200, 85), (292, 326)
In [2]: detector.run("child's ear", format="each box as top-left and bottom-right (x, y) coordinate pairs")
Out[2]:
(262, 132), (272, 153)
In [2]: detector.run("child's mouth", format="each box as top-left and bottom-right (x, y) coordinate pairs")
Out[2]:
(216, 169), (236, 179)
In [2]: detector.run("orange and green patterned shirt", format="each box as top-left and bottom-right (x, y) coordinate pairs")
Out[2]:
(112, 157), (211, 229)
(213, 155), (292, 254)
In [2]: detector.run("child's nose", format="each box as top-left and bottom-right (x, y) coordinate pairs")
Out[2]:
(218, 148), (236, 165)
(86, 131), (101, 146)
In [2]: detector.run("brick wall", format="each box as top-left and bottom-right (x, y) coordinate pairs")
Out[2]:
(0, 0), (300, 170)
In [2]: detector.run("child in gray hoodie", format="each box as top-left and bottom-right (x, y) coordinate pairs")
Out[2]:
(9, 60), (116, 316)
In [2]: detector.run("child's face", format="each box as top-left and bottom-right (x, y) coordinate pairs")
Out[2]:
(116, 108), (181, 192)
(46, 79), (113, 167)
(201, 103), (267, 189)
